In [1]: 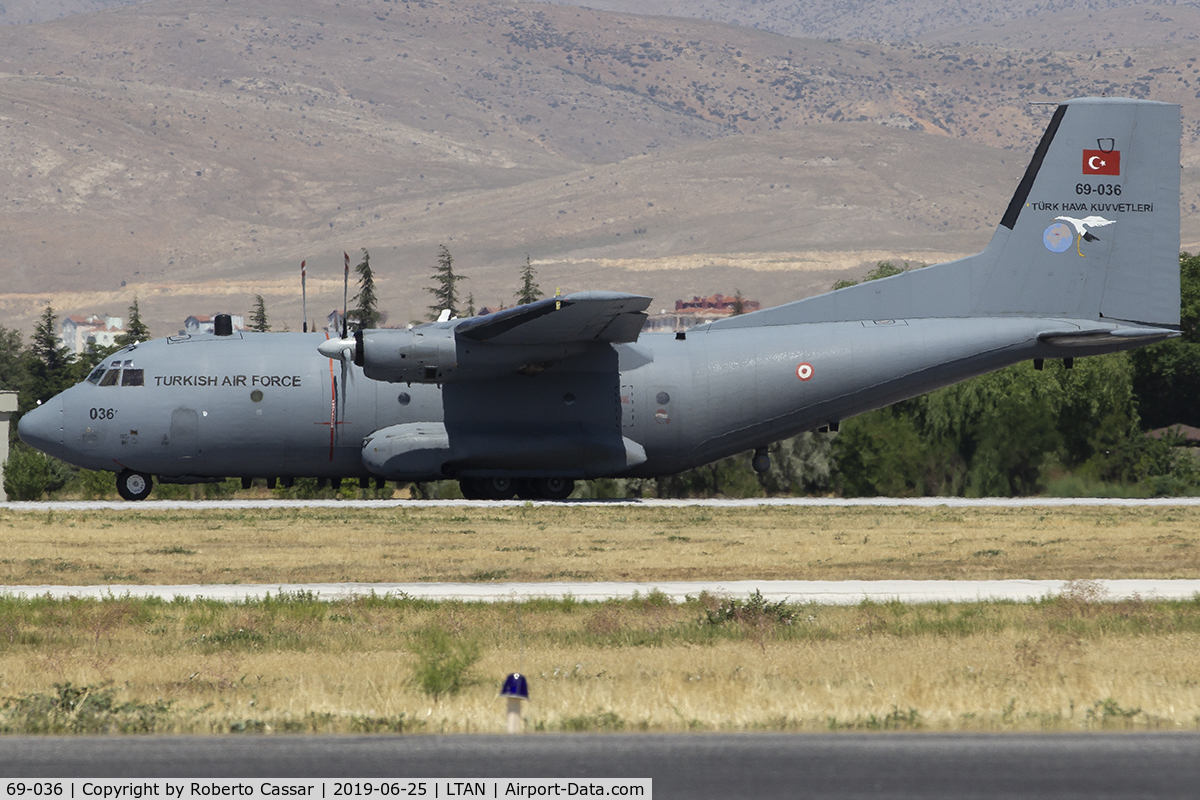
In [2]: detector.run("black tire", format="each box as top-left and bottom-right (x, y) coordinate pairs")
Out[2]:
(535, 477), (574, 501)
(116, 470), (153, 502)
(516, 479), (539, 500)
(480, 477), (517, 500)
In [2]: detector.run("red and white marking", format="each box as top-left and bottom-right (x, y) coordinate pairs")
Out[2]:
(796, 362), (814, 381)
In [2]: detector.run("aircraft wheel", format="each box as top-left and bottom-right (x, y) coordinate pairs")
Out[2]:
(459, 479), (483, 500)
(516, 479), (539, 500)
(116, 470), (153, 502)
(480, 477), (517, 500)
(535, 477), (574, 501)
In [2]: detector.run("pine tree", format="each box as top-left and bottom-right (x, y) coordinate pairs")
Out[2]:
(349, 248), (382, 330)
(24, 305), (74, 410)
(116, 297), (151, 346)
(426, 244), (466, 320)
(249, 295), (271, 332)
(731, 289), (746, 316)
(515, 254), (543, 306)
(465, 293), (476, 317)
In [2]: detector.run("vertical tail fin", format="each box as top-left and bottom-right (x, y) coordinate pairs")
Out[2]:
(709, 97), (1180, 330)
(973, 97), (1180, 326)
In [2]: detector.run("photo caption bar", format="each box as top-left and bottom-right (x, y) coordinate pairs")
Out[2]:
(2, 780), (651, 800)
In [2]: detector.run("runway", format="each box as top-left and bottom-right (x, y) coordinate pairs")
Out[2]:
(5, 496), (1200, 510)
(4, 578), (1199, 603)
(5, 733), (1200, 798)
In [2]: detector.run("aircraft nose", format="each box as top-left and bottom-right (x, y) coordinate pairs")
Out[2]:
(17, 396), (63, 453)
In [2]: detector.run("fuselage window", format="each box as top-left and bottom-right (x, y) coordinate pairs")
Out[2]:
(98, 369), (121, 387)
(86, 365), (106, 385)
(121, 369), (145, 387)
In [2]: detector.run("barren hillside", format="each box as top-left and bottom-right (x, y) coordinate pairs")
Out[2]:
(547, 0), (1200, 44)
(0, 0), (1197, 335)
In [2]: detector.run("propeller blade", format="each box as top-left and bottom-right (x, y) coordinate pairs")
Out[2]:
(342, 251), (350, 338)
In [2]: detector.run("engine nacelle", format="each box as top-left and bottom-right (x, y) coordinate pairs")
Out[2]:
(354, 327), (457, 383)
(354, 328), (586, 384)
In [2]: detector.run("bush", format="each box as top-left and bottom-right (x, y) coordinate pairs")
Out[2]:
(409, 627), (481, 700)
(3, 443), (74, 501)
(0, 682), (173, 734)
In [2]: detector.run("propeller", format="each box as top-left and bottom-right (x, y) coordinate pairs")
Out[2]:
(317, 252), (355, 461)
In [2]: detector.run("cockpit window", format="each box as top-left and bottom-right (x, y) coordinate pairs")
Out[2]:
(86, 365), (106, 385)
(121, 369), (144, 387)
(98, 370), (121, 387)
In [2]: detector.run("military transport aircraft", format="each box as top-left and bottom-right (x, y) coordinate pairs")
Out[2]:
(18, 97), (1182, 501)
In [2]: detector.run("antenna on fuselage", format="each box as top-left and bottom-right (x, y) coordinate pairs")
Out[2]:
(301, 260), (308, 333)
(342, 251), (350, 339)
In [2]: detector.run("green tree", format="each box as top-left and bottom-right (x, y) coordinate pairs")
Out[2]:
(426, 245), (466, 320)
(831, 260), (909, 290)
(1131, 253), (1200, 429)
(731, 289), (746, 316)
(115, 297), (150, 346)
(515, 254), (542, 306)
(349, 248), (382, 330)
(465, 293), (476, 317)
(0, 325), (28, 396)
(249, 295), (270, 332)
(23, 306), (75, 412)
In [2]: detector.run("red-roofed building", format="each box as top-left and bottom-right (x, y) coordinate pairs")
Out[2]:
(61, 314), (125, 355)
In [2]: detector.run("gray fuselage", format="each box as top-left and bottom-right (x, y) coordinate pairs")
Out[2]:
(21, 315), (1158, 483)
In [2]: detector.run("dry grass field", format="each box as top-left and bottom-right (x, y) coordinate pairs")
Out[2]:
(0, 505), (1197, 586)
(0, 589), (1197, 734)
(1, 504), (1197, 735)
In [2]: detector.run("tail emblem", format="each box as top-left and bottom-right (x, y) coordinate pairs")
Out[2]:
(1046, 215), (1116, 257)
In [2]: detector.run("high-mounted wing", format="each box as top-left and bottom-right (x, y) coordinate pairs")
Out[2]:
(334, 291), (653, 384)
(455, 291), (651, 345)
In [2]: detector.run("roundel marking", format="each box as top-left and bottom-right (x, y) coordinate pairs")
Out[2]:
(796, 362), (814, 381)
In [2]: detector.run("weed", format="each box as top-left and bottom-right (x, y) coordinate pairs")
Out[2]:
(1086, 698), (1142, 726)
(468, 570), (509, 582)
(409, 627), (481, 700)
(559, 709), (625, 732)
(0, 682), (173, 734)
(189, 628), (266, 650)
(827, 706), (921, 731)
(701, 590), (795, 627)
(229, 718), (266, 734)
(349, 714), (422, 733)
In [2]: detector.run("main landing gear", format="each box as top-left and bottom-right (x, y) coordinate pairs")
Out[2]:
(459, 477), (575, 501)
(116, 469), (153, 501)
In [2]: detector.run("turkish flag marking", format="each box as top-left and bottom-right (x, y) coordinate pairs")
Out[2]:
(1083, 149), (1120, 175)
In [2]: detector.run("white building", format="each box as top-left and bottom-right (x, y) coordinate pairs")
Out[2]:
(183, 314), (246, 335)
(60, 314), (125, 355)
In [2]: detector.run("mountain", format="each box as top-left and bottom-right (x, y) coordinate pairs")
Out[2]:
(0, 0), (1197, 336)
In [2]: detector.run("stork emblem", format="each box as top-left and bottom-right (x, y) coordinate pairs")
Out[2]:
(1049, 215), (1116, 257)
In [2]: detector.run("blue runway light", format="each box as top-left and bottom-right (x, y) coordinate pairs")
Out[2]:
(500, 672), (529, 700)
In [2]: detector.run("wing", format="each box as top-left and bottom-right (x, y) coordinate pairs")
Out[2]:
(455, 291), (651, 345)
(1081, 216), (1117, 228)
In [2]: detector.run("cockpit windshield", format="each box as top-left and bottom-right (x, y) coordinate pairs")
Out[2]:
(93, 358), (143, 388)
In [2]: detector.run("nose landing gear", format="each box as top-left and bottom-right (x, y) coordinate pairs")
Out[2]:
(116, 469), (153, 501)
